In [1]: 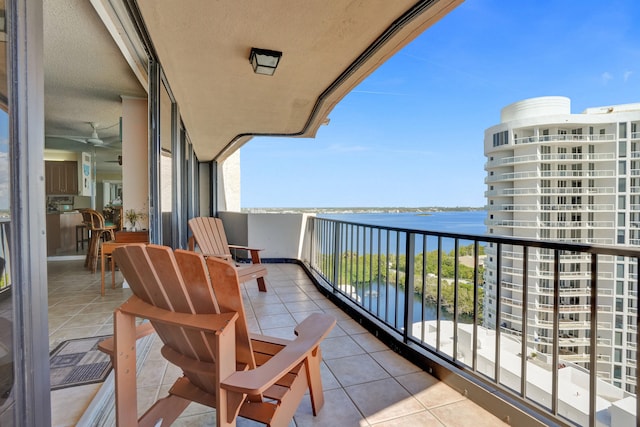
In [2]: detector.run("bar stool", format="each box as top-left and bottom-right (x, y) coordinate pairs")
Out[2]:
(75, 224), (89, 251)
(86, 209), (117, 273)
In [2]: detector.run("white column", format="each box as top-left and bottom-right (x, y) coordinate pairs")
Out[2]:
(121, 96), (148, 229)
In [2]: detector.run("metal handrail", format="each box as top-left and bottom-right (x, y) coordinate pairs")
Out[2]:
(308, 216), (639, 427)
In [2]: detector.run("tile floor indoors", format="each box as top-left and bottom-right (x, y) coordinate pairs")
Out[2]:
(48, 257), (506, 427)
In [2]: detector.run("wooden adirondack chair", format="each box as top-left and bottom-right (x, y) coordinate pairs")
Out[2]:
(188, 217), (268, 292)
(99, 244), (335, 427)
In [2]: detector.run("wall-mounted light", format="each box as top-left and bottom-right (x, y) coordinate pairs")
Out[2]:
(249, 48), (282, 76)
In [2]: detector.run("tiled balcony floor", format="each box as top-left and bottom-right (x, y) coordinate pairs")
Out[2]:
(48, 258), (506, 427)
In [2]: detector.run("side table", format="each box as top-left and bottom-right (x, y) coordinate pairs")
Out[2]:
(100, 231), (149, 296)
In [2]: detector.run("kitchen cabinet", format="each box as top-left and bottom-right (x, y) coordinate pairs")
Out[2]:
(46, 212), (83, 255)
(45, 161), (78, 195)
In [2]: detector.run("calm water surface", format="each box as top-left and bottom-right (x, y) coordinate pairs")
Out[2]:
(318, 210), (487, 236)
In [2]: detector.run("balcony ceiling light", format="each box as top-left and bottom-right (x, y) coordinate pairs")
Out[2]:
(249, 48), (282, 76)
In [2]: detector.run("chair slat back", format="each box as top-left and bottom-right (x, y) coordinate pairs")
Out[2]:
(113, 244), (257, 378)
(87, 208), (106, 230)
(205, 256), (256, 369)
(188, 217), (231, 258)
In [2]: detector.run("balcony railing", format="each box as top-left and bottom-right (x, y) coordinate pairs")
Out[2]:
(513, 134), (615, 145)
(307, 216), (639, 427)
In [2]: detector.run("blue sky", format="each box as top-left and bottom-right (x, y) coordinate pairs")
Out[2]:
(240, 0), (640, 208)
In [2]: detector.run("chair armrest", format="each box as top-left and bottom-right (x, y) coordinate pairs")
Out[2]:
(119, 295), (238, 333)
(228, 244), (262, 253)
(221, 313), (335, 395)
(98, 322), (155, 357)
(228, 245), (263, 264)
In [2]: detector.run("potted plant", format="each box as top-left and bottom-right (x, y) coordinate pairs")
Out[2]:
(124, 208), (146, 231)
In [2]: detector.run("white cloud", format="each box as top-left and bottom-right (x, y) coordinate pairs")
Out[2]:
(624, 70), (633, 82)
(601, 72), (613, 84)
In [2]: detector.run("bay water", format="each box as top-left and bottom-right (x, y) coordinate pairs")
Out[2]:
(316, 210), (486, 326)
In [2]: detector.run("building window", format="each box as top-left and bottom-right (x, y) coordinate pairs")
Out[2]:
(617, 264), (625, 278)
(618, 230), (625, 244)
(619, 196), (626, 209)
(493, 130), (509, 147)
(619, 178), (627, 192)
(620, 123), (628, 139)
(619, 160), (627, 175)
(615, 349), (622, 363)
(619, 139), (627, 156)
(618, 213), (626, 227)
(614, 366), (622, 380)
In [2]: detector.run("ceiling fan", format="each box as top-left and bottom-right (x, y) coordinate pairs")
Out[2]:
(46, 121), (119, 147)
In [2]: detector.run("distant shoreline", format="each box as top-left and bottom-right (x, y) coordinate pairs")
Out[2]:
(243, 207), (485, 214)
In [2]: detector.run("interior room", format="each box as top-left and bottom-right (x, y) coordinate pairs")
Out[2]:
(43, 0), (146, 258)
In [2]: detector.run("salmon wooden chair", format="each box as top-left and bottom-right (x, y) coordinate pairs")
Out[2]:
(188, 217), (268, 292)
(99, 244), (335, 427)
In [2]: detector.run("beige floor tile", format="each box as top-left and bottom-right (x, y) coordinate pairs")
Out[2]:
(346, 377), (425, 425)
(429, 399), (507, 426)
(370, 411), (444, 427)
(294, 388), (365, 427)
(320, 335), (366, 360)
(395, 372), (466, 409)
(338, 318), (369, 334)
(324, 353), (389, 387)
(251, 302), (289, 316)
(351, 331), (391, 352)
(370, 349), (422, 377)
(256, 312), (297, 330)
(51, 383), (101, 427)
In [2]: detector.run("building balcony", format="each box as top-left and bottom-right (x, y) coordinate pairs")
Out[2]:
(34, 212), (640, 426)
(48, 257), (504, 426)
(513, 133), (616, 145)
(487, 203), (615, 212)
(485, 152), (615, 168)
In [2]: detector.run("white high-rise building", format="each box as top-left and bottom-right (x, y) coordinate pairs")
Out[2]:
(484, 96), (640, 393)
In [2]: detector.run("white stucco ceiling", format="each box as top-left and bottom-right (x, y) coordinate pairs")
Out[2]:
(43, 0), (462, 168)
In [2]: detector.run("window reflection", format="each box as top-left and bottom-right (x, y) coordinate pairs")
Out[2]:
(0, 0), (13, 419)
(160, 81), (172, 246)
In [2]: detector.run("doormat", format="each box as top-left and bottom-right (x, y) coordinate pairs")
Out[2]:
(50, 335), (112, 390)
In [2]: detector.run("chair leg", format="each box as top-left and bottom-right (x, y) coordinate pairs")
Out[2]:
(257, 277), (267, 293)
(304, 346), (326, 415)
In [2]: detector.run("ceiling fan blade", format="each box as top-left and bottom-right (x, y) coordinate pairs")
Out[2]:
(45, 135), (89, 144)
